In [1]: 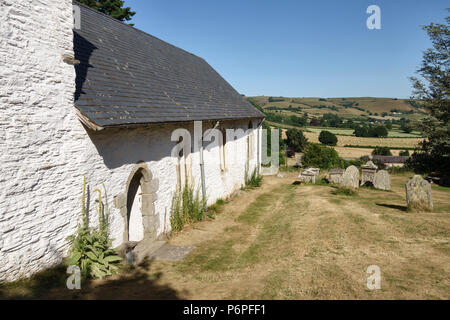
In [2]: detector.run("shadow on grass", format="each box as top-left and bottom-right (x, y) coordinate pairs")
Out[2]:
(0, 258), (183, 300)
(0, 265), (68, 300)
(376, 203), (408, 212)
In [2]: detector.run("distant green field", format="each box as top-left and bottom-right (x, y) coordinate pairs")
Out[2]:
(305, 127), (355, 135)
(386, 130), (423, 138)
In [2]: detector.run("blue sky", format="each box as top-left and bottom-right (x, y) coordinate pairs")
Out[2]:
(123, 0), (448, 98)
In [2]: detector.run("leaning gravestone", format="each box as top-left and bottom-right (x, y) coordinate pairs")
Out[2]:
(340, 165), (360, 189)
(406, 175), (433, 212)
(373, 170), (391, 191)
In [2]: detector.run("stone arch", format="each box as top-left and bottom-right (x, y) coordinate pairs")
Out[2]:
(120, 162), (159, 245)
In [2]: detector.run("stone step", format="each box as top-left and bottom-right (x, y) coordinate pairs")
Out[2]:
(149, 245), (196, 262)
(132, 240), (166, 265)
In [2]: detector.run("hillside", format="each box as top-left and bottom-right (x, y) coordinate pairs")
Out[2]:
(248, 96), (426, 120)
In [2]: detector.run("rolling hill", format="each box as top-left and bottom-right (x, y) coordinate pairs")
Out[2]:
(247, 96), (426, 120)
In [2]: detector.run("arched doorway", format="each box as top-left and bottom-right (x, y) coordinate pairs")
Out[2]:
(127, 171), (144, 242)
(122, 163), (159, 244)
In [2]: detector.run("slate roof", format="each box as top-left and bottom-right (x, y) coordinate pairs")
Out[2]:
(73, 2), (264, 129)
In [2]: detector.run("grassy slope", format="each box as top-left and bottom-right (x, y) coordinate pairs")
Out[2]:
(257, 96), (426, 150)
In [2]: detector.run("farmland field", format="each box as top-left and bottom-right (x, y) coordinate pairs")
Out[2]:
(301, 131), (423, 149)
(304, 127), (422, 138)
(305, 127), (355, 136)
(333, 147), (403, 159)
(249, 96), (426, 118)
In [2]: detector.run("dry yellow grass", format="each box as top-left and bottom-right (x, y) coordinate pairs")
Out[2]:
(285, 148), (403, 161)
(4, 173), (449, 300)
(302, 131), (423, 149)
(281, 129), (422, 149)
(335, 147), (404, 159)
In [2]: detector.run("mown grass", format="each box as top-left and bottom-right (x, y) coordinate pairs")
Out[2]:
(178, 184), (297, 274)
(207, 198), (227, 219)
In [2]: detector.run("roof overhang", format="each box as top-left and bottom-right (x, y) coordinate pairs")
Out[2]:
(75, 107), (265, 132)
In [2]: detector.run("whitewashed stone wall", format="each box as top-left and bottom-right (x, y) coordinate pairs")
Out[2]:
(0, 0), (262, 283)
(0, 0), (77, 282)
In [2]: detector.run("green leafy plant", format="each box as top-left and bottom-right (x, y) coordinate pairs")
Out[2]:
(170, 182), (206, 232)
(302, 143), (345, 169)
(331, 187), (357, 196)
(66, 176), (122, 279)
(317, 178), (330, 186)
(243, 169), (263, 190)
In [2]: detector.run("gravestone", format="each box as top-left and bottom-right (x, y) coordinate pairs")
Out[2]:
(373, 170), (390, 191)
(340, 165), (360, 189)
(294, 155), (303, 168)
(299, 168), (320, 184)
(406, 175), (433, 211)
(329, 168), (345, 184)
(361, 161), (378, 186)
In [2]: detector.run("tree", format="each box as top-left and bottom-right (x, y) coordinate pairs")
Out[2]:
(408, 11), (450, 184)
(285, 128), (308, 152)
(289, 115), (307, 127)
(399, 150), (410, 156)
(385, 121), (393, 130)
(372, 147), (392, 156)
(302, 144), (344, 169)
(78, 0), (135, 23)
(354, 126), (369, 137)
(319, 131), (338, 146)
(400, 123), (413, 133)
(310, 118), (319, 126)
(372, 125), (388, 138)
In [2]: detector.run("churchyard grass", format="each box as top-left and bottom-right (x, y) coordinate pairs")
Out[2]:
(1, 172), (449, 299)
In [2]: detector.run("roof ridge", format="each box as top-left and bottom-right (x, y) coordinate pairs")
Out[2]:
(73, 0), (205, 61)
